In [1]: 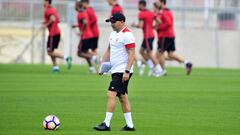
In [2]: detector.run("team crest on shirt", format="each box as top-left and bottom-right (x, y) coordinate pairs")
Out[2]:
(116, 38), (119, 42)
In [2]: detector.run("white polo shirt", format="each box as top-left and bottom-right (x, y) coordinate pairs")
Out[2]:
(109, 27), (136, 74)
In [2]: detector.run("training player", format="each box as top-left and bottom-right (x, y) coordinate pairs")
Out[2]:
(132, 0), (164, 77)
(107, 0), (124, 15)
(43, 0), (72, 73)
(81, 0), (99, 63)
(156, 0), (192, 75)
(72, 1), (97, 73)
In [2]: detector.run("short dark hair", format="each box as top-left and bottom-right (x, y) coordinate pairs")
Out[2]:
(76, 1), (82, 8)
(153, 2), (158, 8)
(139, 0), (146, 7)
(45, 0), (52, 4)
(81, 0), (89, 3)
(160, 0), (166, 4)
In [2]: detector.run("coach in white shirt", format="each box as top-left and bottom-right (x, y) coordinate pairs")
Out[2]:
(94, 12), (136, 131)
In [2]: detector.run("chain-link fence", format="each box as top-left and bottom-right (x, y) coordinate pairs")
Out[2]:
(0, 0), (240, 68)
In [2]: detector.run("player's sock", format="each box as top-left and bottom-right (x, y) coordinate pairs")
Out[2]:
(53, 66), (59, 70)
(89, 66), (97, 73)
(124, 112), (134, 128)
(147, 59), (154, 69)
(103, 112), (113, 127)
(91, 55), (97, 62)
(148, 68), (154, 76)
(64, 55), (68, 60)
(155, 64), (163, 73)
(137, 60), (142, 68)
(52, 66), (60, 73)
(184, 60), (189, 65)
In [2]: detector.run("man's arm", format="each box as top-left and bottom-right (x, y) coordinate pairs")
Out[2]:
(131, 20), (144, 28)
(125, 48), (135, 71)
(80, 19), (87, 36)
(158, 12), (172, 30)
(122, 47), (135, 82)
(99, 45), (110, 75)
(153, 16), (161, 29)
(101, 45), (110, 63)
(43, 15), (55, 28)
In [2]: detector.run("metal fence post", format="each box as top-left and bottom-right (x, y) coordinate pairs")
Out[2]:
(181, 0), (186, 29)
(204, 0), (210, 29)
(30, 0), (34, 64)
(215, 3), (220, 68)
(41, 29), (46, 64)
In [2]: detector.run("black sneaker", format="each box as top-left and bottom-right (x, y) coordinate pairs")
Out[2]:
(121, 125), (136, 131)
(185, 62), (193, 75)
(93, 122), (111, 131)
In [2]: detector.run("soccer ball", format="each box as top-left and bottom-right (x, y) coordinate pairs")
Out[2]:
(43, 115), (60, 130)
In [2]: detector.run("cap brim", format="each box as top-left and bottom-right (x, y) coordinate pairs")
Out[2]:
(105, 19), (110, 22)
(105, 18), (116, 23)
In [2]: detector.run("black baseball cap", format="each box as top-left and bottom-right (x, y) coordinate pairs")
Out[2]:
(105, 12), (126, 23)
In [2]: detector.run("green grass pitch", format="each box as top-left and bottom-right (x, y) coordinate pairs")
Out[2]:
(0, 64), (240, 135)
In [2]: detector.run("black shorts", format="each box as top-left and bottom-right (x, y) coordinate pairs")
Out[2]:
(78, 39), (92, 53)
(90, 37), (98, 50)
(47, 34), (60, 52)
(158, 37), (176, 52)
(141, 37), (154, 51)
(108, 73), (133, 97)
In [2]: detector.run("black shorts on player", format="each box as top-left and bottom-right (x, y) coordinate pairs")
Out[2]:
(141, 37), (154, 51)
(47, 34), (61, 52)
(158, 37), (176, 52)
(90, 37), (99, 51)
(78, 39), (92, 53)
(108, 73), (133, 97)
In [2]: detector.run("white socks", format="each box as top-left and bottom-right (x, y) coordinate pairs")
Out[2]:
(91, 55), (97, 61)
(184, 60), (189, 65)
(64, 55), (68, 60)
(103, 112), (134, 128)
(53, 66), (59, 70)
(155, 64), (163, 73)
(103, 112), (113, 127)
(147, 59), (154, 69)
(146, 59), (163, 73)
(124, 112), (134, 128)
(137, 60), (142, 68)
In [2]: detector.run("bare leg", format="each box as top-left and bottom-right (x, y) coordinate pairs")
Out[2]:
(99, 91), (117, 128)
(156, 51), (165, 69)
(77, 52), (93, 59)
(119, 94), (134, 129)
(90, 49), (98, 56)
(48, 51), (58, 67)
(48, 51), (64, 59)
(86, 58), (93, 67)
(78, 52), (94, 67)
(139, 48), (149, 61)
(119, 94), (131, 113)
(106, 91), (117, 112)
(50, 56), (57, 67)
(168, 51), (185, 63)
(147, 50), (159, 66)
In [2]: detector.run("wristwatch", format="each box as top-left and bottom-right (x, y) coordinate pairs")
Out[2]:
(125, 70), (130, 74)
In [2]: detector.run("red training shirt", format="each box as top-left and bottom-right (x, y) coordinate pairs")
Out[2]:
(156, 8), (175, 38)
(44, 6), (61, 36)
(85, 6), (99, 38)
(138, 9), (155, 39)
(77, 10), (93, 40)
(111, 4), (123, 15)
